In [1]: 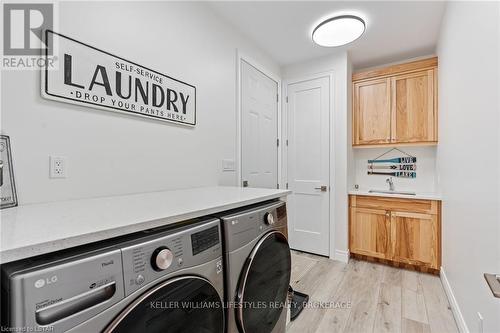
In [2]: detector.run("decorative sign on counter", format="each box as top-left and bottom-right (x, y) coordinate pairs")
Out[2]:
(41, 31), (196, 126)
(367, 148), (417, 179)
(0, 135), (18, 209)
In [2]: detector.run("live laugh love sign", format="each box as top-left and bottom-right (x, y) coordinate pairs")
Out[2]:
(42, 31), (196, 126)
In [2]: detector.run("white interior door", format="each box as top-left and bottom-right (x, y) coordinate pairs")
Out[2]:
(286, 76), (330, 256)
(241, 60), (278, 189)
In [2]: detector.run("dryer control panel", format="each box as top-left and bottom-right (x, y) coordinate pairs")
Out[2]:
(121, 218), (221, 296)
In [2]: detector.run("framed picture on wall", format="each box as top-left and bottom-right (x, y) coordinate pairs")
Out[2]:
(0, 135), (18, 209)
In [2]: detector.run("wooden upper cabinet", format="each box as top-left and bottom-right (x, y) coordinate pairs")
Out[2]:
(353, 78), (391, 145)
(392, 69), (436, 143)
(352, 57), (438, 147)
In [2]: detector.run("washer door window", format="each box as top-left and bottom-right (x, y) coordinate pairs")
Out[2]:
(236, 231), (291, 333)
(105, 276), (224, 333)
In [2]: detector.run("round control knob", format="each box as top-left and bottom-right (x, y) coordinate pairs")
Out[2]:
(151, 247), (173, 271)
(264, 212), (275, 225)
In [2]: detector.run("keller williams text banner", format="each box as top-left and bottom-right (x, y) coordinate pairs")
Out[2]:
(42, 31), (196, 126)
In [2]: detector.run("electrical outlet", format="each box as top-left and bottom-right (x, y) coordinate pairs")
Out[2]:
(477, 312), (484, 333)
(49, 156), (67, 178)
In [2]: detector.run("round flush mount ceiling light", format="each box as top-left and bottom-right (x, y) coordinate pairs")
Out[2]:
(312, 15), (366, 47)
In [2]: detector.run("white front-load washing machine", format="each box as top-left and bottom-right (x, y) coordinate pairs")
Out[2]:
(214, 200), (291, 333)
(1, 218), (225, 333)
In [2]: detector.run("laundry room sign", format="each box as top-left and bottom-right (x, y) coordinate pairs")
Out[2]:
(41, 31), (196, 126)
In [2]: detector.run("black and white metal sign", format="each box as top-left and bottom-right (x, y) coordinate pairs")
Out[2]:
(42, 31), (196, 125)
(0, 135), (18, 209)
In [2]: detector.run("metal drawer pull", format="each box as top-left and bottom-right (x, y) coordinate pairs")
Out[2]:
(314, 186), (327, 192)
(484, 273), (500, 298)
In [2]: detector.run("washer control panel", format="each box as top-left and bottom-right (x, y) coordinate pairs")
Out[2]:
(121, 218), (221, 296)
(191, 225), (219, 255)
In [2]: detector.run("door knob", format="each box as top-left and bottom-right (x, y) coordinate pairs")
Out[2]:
(314, 185), (327, 192)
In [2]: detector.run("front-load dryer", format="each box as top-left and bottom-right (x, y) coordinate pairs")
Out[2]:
(214, 200), (291, 333)
(1, 218), (225, 333)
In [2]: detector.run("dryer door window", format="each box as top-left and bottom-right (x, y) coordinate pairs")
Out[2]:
(236, 231), (291, 333)
(104, 276), (224, 333)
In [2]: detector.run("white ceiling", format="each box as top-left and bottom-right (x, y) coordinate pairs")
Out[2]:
(208, 1), (446, 69)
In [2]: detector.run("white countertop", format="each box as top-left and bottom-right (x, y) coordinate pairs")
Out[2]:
(348, 189), (442, 200)
(0, 186), (290, 264)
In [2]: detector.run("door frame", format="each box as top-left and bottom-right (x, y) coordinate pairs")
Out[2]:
(283, 71), (335, 259)
(236, 49), (283, 189)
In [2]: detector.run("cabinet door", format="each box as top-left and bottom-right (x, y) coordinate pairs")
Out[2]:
(391, 69), (436, 143)
(350, 207), (391, 259)
(353, 78), (391, 145)
(391, 211), (439, 269)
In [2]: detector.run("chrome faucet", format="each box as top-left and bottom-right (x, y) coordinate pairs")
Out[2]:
(386, 177), (395, 191)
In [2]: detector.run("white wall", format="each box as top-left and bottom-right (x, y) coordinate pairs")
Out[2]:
(437, 2), (500, 332)
(353, 147), (438, 193)
(282, 52), (350, 260)
(1, 1), (280, 204)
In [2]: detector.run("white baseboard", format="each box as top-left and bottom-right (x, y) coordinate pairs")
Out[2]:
(333, 249), (350, 263)
(440, 267), (470, 333)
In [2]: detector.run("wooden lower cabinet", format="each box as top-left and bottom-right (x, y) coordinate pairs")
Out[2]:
(349, 195), (441, 271)
(350, 208), (390, 259)
(391, 211), (439, 267)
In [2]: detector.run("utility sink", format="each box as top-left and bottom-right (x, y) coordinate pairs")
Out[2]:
(368, 189), (416, 196)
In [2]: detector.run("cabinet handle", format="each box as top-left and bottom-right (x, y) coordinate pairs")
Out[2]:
(386, 212), (390, 217)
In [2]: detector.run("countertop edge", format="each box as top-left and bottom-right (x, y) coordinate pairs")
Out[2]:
(0, 190), (290, 264)
(348, 190), (442, 201)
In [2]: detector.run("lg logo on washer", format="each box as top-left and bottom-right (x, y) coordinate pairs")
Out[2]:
(34, 275), (58, 288)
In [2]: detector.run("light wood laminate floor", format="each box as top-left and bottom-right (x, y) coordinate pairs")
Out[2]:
(287, 251), (458, 333)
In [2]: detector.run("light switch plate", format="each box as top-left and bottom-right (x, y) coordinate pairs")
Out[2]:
(222, 159), (235, 171)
